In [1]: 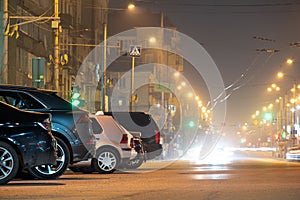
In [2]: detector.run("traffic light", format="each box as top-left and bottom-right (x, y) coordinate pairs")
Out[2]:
(281, 131), (287, 139)
(188, 120), (196, 128)
(71, 85), (84, 107)
(187, 119), (197, 129)
(263, 112), (272, 121)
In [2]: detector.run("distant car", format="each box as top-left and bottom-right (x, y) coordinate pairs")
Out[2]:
(0, 101), (57, 184)
(105, 112), (162, 166)
(286, 146), (300, 161)
(70, 114), (138, 174)
(0, 85), (95, 179)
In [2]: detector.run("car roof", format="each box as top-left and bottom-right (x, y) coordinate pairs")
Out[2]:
(0, 101), (49, 123)
(0, 84), (56, 94)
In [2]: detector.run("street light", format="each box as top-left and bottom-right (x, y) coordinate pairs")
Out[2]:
(286, 58), (294, 65)
(267, 83), (280, 92)
(277, 71), (284, 78)
(277, 71), (298, 145)
(101, 4), (136, 111)
(128, 3), (136, 10)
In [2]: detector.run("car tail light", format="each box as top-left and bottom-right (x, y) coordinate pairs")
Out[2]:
(130, 138), (134, 148)
(121, 134), (129, 144)
(155, 130), (160, 144)
(121, 134), (134, 148)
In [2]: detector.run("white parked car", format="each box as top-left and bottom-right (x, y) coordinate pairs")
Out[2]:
(69, 113), (142, 174)
(91, 114), (138, 173)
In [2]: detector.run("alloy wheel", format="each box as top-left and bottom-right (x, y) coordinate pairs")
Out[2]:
(0, 147), (14, 179)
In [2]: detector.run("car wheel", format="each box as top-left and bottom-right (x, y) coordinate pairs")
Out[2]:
(28, 137), (70, 179)
(123, 154), (144, 169)
(0, 142), (19, 185)
(92, 147), (120, 174)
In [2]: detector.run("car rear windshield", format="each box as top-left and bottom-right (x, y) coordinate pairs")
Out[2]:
(32, 91), (75, 110)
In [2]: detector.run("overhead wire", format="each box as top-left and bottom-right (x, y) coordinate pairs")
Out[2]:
(7, 2), (54, 32)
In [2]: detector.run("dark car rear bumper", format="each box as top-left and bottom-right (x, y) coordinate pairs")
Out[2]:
(19, 131), (57, 169)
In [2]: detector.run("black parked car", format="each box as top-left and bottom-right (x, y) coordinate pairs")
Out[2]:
(0, 101), (57, 184)
(0, 85), (95, 179)
(104, 112), (162, 169)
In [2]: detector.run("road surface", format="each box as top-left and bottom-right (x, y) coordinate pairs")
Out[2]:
(1, 151), (300, 200)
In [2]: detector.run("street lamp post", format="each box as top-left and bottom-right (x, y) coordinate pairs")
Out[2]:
(130, 56), (135, 111)
(2, 0), (8, 84)
(53, 0), (60, 91)
(277, 71), (298, 146)
(291, 82), (297, 145)
(100, 4), (136, 111)
(101, 22), (107, 112)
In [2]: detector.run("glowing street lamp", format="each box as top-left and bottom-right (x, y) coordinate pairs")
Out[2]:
(277, 71), (284, 78)
(127, 3), (136, 10)
(286, 58), (294, 65)
(149, 36), (157, 43)
(267, 83), (280, 92)
(174, 71), (180, 78)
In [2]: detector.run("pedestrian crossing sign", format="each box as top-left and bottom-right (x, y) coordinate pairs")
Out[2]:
(129, 45), (141, 57)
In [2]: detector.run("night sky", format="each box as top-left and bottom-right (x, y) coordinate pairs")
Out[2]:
(109, 0), (300, 128)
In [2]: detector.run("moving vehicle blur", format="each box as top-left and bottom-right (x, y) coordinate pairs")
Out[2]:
(286, 146), (300, 161)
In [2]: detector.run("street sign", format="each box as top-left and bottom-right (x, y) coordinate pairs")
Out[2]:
(32, 57), (45, 88)
(129, 45), (141, 57)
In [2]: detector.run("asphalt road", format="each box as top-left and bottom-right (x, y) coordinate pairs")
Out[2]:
(1, 151), (300, 200)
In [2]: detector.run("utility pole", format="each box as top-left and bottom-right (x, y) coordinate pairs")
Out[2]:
(1, 0), (8, 84)
(130, 56), (135, 111)
(53, 0), (60, 91)
(3, 0), (60, 89)
(101, 22), (107, 111)
(292, 82), (297, 145)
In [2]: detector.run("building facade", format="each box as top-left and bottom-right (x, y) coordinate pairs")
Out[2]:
(0, 0), (108, 101)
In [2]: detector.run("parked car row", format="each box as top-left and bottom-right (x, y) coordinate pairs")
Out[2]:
(0, 85), (163, 184)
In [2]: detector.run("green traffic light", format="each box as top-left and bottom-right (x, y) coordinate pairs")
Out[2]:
(188, 120), (196, 128)
(72, 99), (81, 106)
(281, 131), (286, 139)
(72, 92), (80, 99)
(263, 112), (272, 121)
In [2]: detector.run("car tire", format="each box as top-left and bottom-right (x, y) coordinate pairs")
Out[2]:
(123, 154), (144, 169)
(28, 137), (70, 179)
(92, 147), (120, 174)
(0, 142), (19, 185)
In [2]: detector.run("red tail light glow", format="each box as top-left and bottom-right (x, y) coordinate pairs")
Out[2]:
(155, 130), (160, 144)
(120, 134), (134, 148)
(121, 134), (128, 144)
(130, 138), (134, 148)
